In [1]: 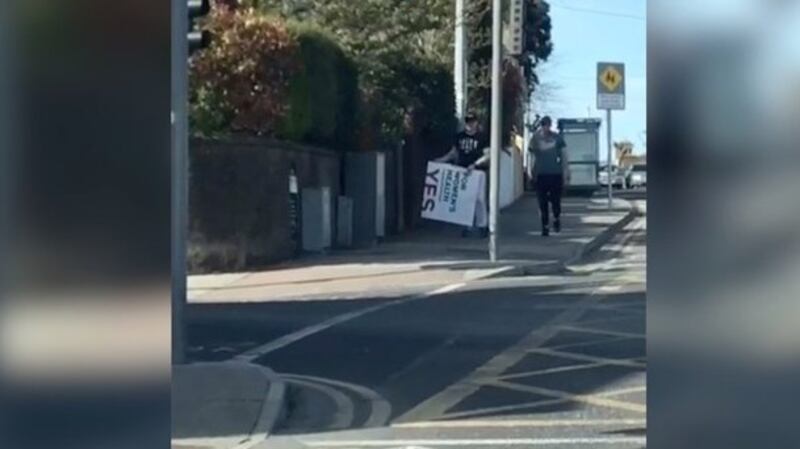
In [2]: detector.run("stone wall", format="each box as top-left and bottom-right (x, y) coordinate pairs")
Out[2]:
(189, 136), (340, 273)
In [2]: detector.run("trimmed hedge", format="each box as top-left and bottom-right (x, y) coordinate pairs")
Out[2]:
(399, 57), (457, 155)
(279, 23), (359, 151)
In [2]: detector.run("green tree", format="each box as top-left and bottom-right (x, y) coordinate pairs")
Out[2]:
(279, 23), (359, 150)
(256, 0), (456, 147)
(521, 0), (553, 92)
(465, 0), (553, 141)
(466, 0), (552, 93)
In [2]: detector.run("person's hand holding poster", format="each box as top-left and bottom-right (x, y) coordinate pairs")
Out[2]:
(420, 162), (486, 227)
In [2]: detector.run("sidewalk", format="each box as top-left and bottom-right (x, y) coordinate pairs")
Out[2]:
(188, 194), (635, 303)
(172, 362), (286, 449)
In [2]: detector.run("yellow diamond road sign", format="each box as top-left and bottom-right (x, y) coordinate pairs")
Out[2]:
(597, 62), (625, 110)
(600, 66), (622, 92)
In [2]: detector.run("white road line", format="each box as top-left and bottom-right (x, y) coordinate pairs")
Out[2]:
(497, 361), (609, 380)
(555, 325), (645, 340)
(303, 437), (646, 447)
(285, 374), (392, 428)
(595, 386), (647, 398)
(233, 306), (385, 361)
(394, 418), (646, 429)
(396, 293), (601, 423)
(527, 348), (646, 369)
(433, 398), (571, 421)
(231, 365), (287, 449)
(435, 378), (645, 421)
(397, 216), (646, 423)
(282, 377), (355, 430)
(233, 283), (466, 361)
(599, 284), (623, 293)
(486, 380), (646, 414)
(429, 283), (468, 296)
(398, 263), (644, 423)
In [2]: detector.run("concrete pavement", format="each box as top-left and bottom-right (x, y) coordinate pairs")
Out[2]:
(172, 362), (286, 449)
(188, 195), (635, 304)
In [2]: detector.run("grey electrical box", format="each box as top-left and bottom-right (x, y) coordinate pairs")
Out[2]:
(344, 152), (386, 248)
(302, 187), (332, 252)
(336, 196), (353, 248)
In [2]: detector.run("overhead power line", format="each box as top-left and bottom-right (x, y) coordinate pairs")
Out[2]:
(551, 3), (646, 21)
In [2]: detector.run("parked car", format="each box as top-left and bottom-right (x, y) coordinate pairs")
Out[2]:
(599, 165), (626, 189)
(626, 164), (647, 188)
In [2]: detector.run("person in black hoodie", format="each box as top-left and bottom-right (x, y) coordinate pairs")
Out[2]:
(436, 114), (489, 170)
(434, 113), (490, 237)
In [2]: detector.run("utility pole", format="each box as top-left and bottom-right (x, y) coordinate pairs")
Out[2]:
(454, 0), (468, 125)
(489, 0), (503, 262)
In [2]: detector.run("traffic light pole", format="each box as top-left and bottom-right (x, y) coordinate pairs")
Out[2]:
(171, 0), (189, 365)
(489, 0), (502, 262)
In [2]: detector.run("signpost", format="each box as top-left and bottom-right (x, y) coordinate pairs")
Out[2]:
(597, 62), (626, 209)
(508, 0), (525, 56)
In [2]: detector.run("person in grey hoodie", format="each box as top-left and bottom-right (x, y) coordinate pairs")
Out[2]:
(530, 116), (570, 236)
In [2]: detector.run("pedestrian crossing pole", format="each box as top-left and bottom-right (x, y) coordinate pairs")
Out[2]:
(489, 0), (503, 262)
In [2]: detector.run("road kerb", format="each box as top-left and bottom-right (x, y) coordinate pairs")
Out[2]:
(171, 362), (288, 449)
(233, 365), (287, 449)
(464, 265), (525, 281)
(562, 200), (639, 269)
(465, 201), (639, 281)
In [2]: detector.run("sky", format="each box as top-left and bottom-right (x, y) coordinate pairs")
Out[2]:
(536, 0), (647, 157)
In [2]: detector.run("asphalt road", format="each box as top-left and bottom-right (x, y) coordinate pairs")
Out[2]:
(191, 192), (647, 449)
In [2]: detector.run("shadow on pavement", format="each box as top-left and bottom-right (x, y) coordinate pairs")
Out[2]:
(186, 298), (398, 362)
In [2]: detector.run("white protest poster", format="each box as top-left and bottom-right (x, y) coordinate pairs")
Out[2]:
(474, 172), (488, 228)
(420, 162), (485, 227)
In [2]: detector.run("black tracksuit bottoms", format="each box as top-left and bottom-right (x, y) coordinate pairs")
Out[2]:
(536, 174), (563, 228)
